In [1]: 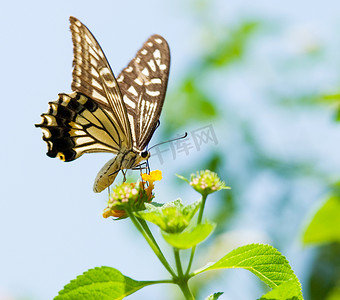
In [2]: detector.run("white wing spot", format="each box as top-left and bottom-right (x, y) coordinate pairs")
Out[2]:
(91, 78), (102, 89)
(128, 113), (136, 145)
(91, 67), (99, 78)
(90, 56), (98, 67)
(91, 89), (107, 102)
(75, 20), (81, 27)
(128, 86), (138, 97)
(135, 57), (141, 63)
(72, 25), (80, 33)
(85, 34), (92, 45)
(147, 60), (156, 72)
(153, 49), (161, 59)
(151, 78), (162, 84)
(160, 64), (167, 70)
(99, 67), (111, 76)
(123, 95), (136, 109)
(75, 33), (81, 43)
(141, 49), (148, 55)
(146, 89), (160, 97)
(134, 78), (143, 85)
(155, 38), (163, 44)
(73, 77), (81, 87)
(117, 75), (124, 83)
(125, 66), (133, 72)
(142, 68), (149, 76)
(147, 42), (153, 47)
(153, 50), (161, 66)
(140, 100), (145, 135)
(89, 47), (100, 60)
(74, 65), (82, 76)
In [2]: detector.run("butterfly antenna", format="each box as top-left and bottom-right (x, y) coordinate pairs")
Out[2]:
(148, 132), (188, 151)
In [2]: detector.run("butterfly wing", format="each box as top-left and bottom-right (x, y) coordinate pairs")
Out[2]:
(36, 92), (122, 161)
(116, 35), (170, 151)
(69, 16), (132, 150)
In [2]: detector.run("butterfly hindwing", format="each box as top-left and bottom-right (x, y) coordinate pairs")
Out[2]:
(117, 35), (170, 151)
(36, 92), (121, 161)
(69, 16), (132, 150)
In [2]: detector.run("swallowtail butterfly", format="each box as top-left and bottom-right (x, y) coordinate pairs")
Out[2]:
(36, 16), (170, 193)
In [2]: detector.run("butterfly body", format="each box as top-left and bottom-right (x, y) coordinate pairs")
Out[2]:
(36, 17), (170, 192)
(94, 149), (149, 193)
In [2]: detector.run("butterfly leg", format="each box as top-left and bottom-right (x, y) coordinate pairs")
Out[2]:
(122, 170), (127, 182)
(146, 159), (151, 174)
(132, 161), (147, 171)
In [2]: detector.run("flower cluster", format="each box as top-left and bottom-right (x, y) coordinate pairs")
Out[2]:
(103, 170), (162, 219)
(178, 170), (230, 196)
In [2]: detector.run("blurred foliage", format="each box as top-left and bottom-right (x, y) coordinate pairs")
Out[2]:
(160, 0), (340, 298)
(164, 77), (217, 133)
(303, 183), (340, 300)
(303, 195), (340, 244)
(322, 93), (340, 122)
(163, 20), (262, 135)
(308, 243), (340, 300)
(201, 21), (261, 68)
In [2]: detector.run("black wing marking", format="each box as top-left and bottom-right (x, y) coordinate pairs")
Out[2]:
(35, 93), (121, 161)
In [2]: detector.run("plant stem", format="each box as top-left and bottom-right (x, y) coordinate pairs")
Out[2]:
(174, 248), (183, 277)
(146, 279), (175, 284)
(126, 208), (177, 278)
(185, 194), (208, 276)
(178, 281), (195, 300)
(197, 193), (207, 225)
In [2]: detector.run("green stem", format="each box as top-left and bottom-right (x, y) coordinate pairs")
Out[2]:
(138, 218), (162, 253)
(197, 193), (207, 225)
(185, 194), (208, 276)
(126, 208), (177, 278)
(174, 248), (183, 277)
(178, 281), (195, 300)
(145, 279), (175, 285)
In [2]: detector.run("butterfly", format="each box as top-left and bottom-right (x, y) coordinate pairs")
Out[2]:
(36, 16), (170, 193)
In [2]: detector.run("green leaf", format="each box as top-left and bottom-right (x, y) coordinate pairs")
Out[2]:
(54, 266), (153, 300)
(303, 195), (340, 244)
(136, 199), (201, 233)
(259, 279), (301, 299)
(195, 244), (303, 300)
(162, 222), (215, 249)
(205, 292), (224, 300)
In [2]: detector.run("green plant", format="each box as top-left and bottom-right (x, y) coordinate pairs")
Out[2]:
(54, 170), (303, 300)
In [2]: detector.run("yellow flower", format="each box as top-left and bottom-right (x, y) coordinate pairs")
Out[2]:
(103, 170), (162, 220)
(142, 170), (162, 201)
(142, 170), (162, 182)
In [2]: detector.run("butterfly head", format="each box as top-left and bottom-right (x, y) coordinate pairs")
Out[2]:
(140, 150), (150, 160)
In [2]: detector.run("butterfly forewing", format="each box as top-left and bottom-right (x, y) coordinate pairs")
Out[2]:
(117, 35), (170, 151)
(69, 16), (132, 149)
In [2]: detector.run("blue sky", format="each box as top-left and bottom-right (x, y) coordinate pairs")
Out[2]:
(1, 0), (340, 299)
